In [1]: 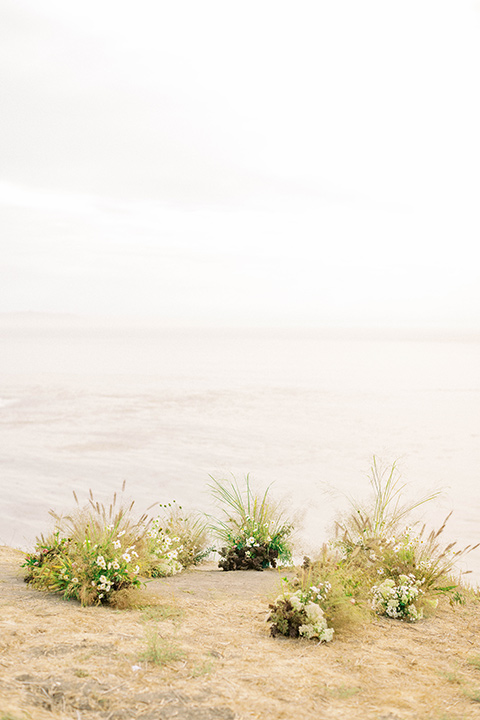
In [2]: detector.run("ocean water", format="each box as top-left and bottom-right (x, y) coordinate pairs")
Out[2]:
(1, 325), (479, 579)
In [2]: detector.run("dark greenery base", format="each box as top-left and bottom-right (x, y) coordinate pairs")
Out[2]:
(268, 599), (303, 638)
(218, 544), (279, 571)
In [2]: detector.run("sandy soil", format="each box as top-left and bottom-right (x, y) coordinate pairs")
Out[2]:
(2, 545), (480, 720)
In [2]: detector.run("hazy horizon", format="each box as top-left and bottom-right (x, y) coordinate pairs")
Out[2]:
(2, 311), (480, 340)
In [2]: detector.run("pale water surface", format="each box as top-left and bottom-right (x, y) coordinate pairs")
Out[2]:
(1, 326), (479, 579)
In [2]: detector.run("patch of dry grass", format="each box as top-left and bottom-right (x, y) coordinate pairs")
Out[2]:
(3, 546), (480, 720)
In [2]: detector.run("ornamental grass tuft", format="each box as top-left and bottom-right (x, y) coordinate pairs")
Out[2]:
(22, 485), (208, 607)
(23, 486), (150, 607)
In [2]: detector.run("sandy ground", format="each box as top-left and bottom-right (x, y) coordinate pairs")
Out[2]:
(2, 545), (480, 720)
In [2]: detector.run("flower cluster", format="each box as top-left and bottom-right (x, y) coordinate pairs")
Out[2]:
(300, 582), (332, 604)
(268, 587), (334, 642)
(146, 518), (183, 577)
(371, 574), (424, 622)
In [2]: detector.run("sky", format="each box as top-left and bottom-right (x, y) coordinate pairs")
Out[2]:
(1, 0), (480, 330)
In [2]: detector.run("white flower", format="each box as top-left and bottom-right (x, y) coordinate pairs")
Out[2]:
(299, 621), (333, 642)
(96, 555), (106, 569)
(112, 560), (120, 570)
(71, 577), (78, 583)
(289, 594), (303, 612)
(113, 540), (121, 549)
(299, 623), (316, 639)
(133, 565), (140, 575)
(122, 553), (132, 563)
(322, 627), (335, 642)
(117, 530), (126, 537)
(305, 602), (325, 625)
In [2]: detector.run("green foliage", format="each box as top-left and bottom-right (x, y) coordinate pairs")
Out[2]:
(326, 685), (362, 699)
(208, 474), (293, 571)
(466, 655), (480, 671)
(439, 669), (464, 685)
(139, 629), (185, 666)
(464, 687), (480, 703)
(141, 604), (183, 622)
(190, 657), (215, 677)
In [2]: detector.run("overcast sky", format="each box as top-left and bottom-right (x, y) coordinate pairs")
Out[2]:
(1, 0), (479, 330)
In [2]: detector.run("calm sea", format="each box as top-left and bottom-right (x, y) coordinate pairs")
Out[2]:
(1, 325), (479, 579)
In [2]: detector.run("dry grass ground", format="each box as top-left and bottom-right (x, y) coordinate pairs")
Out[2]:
(2, 545), (480, 720)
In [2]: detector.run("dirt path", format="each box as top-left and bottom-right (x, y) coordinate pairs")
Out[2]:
(2, 545), (480, 720)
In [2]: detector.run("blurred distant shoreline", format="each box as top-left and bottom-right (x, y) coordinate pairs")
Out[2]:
(1, 312), (479, 342)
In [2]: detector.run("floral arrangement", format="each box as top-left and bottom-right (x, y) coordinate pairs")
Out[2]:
(23, 522), (143, 606)
(208, 475), (293, 571)
(267, 459), (477, 640)
(23, 488), (214, 606)
(268, 584), (334, 642)
(371, 574), (424, 621)
(331, 459), (477, 620)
